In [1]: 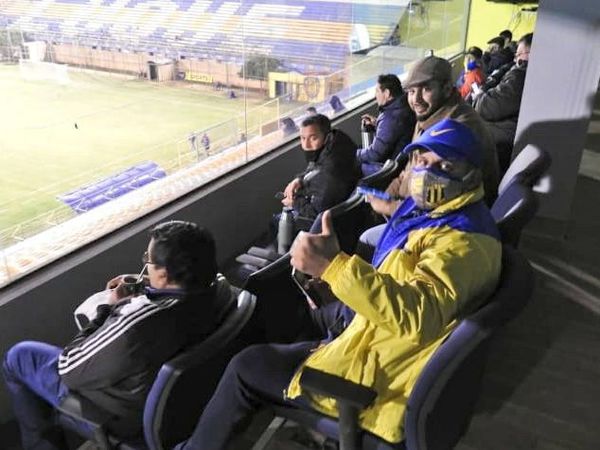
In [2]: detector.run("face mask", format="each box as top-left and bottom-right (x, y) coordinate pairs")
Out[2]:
(466, 59), (478, 71)
(409, 167), (466, 210)
(515, 59), (528, 69)
(304, 149), (322, 163)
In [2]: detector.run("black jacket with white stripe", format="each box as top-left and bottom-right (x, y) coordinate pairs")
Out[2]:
(58, 279), (235, 437)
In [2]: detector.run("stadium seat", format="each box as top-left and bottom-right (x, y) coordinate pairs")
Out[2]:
(130, 175), (157, 189)
(57, 162), (166, 213)
(56, 289), (257, 450)
(498, 144), (551, 195)
(254, 245), (534, 450)
(492, 179), (539, 247)
(1, 0), (407, 72)
(106, 184), (133, 199)
(358, 156), (404, 191)
(491, 145), (552, 246)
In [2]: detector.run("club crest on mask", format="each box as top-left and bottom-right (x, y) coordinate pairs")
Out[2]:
(410, 167), (465, 210)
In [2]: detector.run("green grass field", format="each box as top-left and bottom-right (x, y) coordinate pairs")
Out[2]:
(0, 64), (284, 232)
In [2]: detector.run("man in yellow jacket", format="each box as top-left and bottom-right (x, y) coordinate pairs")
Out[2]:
(175, 119), (502, 449)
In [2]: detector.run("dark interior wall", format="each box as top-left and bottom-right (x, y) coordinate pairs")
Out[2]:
(0, 102), (375, 423)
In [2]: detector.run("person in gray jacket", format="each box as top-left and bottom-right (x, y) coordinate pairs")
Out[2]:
(474, 33), (533, 173)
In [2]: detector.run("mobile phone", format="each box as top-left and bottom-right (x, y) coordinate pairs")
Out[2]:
(291, 268), (318, 309)
(357, 186), (394, 201)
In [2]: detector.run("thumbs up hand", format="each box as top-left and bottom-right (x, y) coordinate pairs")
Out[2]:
(290, 210), (340, 278)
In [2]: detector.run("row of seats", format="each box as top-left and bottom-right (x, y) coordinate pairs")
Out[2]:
(242, 145), (550, 450)
(57, 161), (166, 214)
(52, 146), (550, 449)
(1, 0), (404, 71)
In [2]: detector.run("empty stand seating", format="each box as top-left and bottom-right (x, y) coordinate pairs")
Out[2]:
(1, 0), (406, 72)
(57, 161), (166, 213)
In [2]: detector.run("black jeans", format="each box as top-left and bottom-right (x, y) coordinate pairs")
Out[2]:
(174, 301), (351, 450)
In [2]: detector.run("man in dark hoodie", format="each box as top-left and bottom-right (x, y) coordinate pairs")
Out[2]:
(356, 74), (416, 176)
(281, 114), (361, 222)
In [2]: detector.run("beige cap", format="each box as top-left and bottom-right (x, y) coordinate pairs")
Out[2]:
(403, 56), (452, 88)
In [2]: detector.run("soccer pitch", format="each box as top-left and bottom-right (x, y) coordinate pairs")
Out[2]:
(0, 64), (281, 233)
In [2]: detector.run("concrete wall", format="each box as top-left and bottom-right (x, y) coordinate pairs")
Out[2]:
(466, 0), (538, 49)
(513, 0), (600, 224)
(52, 44), (148, 74)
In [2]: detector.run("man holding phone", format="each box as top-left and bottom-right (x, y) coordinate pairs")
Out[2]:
(3, 221), (234, 450)
(174, 119), (502, 450)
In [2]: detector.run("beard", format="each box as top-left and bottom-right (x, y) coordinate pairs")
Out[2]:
(410, 89), (449, 122)
(414, 104), (434, 122)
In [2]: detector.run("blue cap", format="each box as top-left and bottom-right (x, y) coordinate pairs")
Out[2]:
(403, 118), (483, 168)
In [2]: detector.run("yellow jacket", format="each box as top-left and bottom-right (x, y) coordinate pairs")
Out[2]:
(286, 186), (502, 443)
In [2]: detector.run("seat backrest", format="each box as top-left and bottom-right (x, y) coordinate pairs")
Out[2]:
(243, 252), (292, 295)
(309, 156), (408, 253)
(143, 290), (256, 450)
(404, 246), (534, 450)
(309, 192), (370, 254)
(498, 144), (552, 195)
(358, 156), (406, 192)
(492, 179), (539, 247)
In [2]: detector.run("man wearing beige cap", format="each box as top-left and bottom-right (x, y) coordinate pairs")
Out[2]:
(373, 56), (499, 214)
(358, 56), (500, 258)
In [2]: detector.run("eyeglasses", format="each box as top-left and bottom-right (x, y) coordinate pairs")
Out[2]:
(142, 251), (156, 265)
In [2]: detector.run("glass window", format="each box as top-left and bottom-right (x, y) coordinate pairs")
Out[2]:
(0, 0), (471, 287)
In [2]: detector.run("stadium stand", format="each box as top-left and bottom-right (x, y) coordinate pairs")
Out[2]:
(1, 0), (407, 72)
(57, 161), (166, 213)
(0, 132), (284, 287)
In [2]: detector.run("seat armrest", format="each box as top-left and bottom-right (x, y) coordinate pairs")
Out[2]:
(57, 393), (117, 450)
(295, 215), (316, 232)
(247, 246), (279, 261)
(300, 367), (376, 410)
(235, 253), (271, 269)
(57, 393), (115, 428)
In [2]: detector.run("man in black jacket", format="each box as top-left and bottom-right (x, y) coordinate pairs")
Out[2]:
(281, 114), (361, 222)
(3, 221), (233, 450)
(474, 33), (533, 172)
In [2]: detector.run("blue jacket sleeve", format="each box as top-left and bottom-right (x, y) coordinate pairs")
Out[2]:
(356, 111), (398, 164)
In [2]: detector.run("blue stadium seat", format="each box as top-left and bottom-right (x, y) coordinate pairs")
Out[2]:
(57, 161), (166, 213)
(498, 144), (552, 195)
(492, 179), (539, 247)
(1, 0), (406, 71)
(492, 145), (552, 246)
